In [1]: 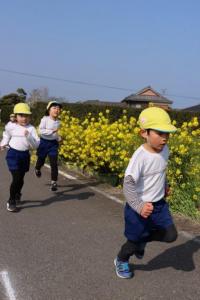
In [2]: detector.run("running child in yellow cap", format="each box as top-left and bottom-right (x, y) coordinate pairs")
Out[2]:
(34, 101), (62, 191)
(0, 103), (40, 212)
(114, 107), (178, 279)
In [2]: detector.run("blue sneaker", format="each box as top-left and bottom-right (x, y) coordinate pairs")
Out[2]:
(114, 257), (133, 279)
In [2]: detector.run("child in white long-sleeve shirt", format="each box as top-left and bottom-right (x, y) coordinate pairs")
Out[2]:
(114, 107), (178, 279)
(0, 103), (40, 212)
(35, 101), (62, 191)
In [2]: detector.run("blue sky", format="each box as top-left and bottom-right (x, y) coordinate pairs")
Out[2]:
(0, 0), (200, 108)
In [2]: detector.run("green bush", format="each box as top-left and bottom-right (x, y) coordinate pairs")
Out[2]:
(29, 102), (200, 126)
(1, 101), (200, 127)
(0, 104), (14, 124)
(30, 102), (47, 125)
(169, 110), (200, 126)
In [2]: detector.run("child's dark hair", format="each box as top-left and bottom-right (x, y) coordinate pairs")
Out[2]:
(146, 129), (151, 134)
(45, 109), (50, 116)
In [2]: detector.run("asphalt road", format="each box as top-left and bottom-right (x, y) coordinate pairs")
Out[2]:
(0, 151), (200, 300)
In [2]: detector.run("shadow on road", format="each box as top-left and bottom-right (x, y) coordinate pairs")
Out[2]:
(45, 181), (100, 192)
(20, 183), (95, 209)
(132, 237), (200, 272)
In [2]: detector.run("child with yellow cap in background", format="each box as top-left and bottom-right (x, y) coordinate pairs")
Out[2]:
(5, 113), (17, 131)
(1, 114), (17, 147)
(34, 101), (62, 191)
(0, 103), (40, 212)
(114, 107), (178, 279)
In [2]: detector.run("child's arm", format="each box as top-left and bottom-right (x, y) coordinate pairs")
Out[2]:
(39, 117), (55, 136)
(165, 179), (171, 197)
(123, 175), (153, 218)
(0, 129), (11, 149)
(25, 127), (40, 149)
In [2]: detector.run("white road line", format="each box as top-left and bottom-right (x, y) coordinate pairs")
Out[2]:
(89, 186), (124, 205)
(44, 164), (76, 180)
(57, 169), (77, 180)
(1, 271), (16, 300)
(45, 165), (200, 244)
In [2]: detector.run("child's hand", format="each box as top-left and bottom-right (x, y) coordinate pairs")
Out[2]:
(52, 129), (58, 133)
(165, 186), (171, 197)
(24, 130), (29, 137)
(0, 145), (6, 151)
(140, 202), (153, 218)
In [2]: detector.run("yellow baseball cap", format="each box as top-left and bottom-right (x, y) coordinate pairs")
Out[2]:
(13, 103), (32, 115)
(46, 101), (62, 110)
(138, 107), (177, 132)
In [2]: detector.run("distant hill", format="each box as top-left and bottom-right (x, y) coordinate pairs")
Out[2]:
(183, 104), (200, 112)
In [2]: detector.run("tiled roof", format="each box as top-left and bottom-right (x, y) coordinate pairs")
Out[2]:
(122, 86), (173, 104)
(122, 94), (172, 104)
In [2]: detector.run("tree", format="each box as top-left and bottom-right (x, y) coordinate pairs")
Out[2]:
(17, 88), (27, 102)
(0, 93), (21, 106)
(28, 87), (49, 107)
(0, 88), (27, 107)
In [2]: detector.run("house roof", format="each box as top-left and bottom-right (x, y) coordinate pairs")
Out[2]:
(182, 104), (200, 112)
(122, 86), (173, 104)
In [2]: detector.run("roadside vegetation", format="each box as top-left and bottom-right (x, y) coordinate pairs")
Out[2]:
(0, 92), (200, 219)
(59, 110), (200, 219)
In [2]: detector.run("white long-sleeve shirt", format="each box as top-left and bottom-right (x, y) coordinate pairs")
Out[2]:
(0, 123), (40, 151)
(38, 116), (60, 141)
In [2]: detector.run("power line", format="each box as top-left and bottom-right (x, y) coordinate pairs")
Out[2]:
(165, 92), (200, 101)
(0, 68), (133, 92)
(0, 67), (200, 102)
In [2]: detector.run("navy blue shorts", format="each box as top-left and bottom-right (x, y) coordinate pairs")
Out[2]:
(124, 199), (174, 242)
(37, 138), (59, 158)
(6, 148), (30, 173)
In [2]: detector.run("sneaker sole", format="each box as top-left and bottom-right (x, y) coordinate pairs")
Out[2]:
(34, 169), (41, 178)
(7, 208), (19, 212)
(51, 184), (58, 191)
(35, 174), (41, 178)
(114, 259), (133, 279)
(135, 254), (144, 259)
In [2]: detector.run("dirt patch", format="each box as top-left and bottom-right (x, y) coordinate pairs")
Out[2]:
(174, 214), (200, 235)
